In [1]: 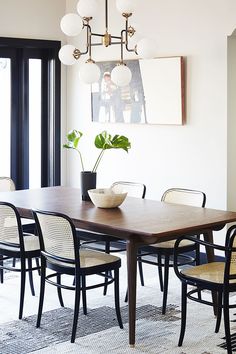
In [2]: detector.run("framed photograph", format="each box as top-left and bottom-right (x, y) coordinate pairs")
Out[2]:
(91, 57), (185, 125)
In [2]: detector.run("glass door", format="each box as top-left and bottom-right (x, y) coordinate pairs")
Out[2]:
(0, 57), (11, 176)
(0, 37), (61, 190)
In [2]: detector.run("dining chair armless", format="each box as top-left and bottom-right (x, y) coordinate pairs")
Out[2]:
(0, 202), (40, 319)
(80, 181), (146, 253)
(33, 209), (123, 343)
(0, 177), (35, 233)
(0, 176), (15, 191)
(173, 225), (236, 354)
(79, 181), (146, 301)
(136, 188), (206, 314)
(0, 177), (38, 278)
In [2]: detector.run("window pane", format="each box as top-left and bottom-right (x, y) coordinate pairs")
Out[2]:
(29, 59), (41, 189)
(0, 58), (11, 176)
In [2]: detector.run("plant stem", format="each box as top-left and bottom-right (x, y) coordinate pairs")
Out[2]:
(92, 149), (105, 172)
(76, 149), (85, 171)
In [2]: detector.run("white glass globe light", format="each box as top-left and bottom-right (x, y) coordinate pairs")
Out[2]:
(79, 61), (101, 84)
(77, 0), (98, 18)
(60, 13), (83, 37)
(111, 64), (132, 87)
(136, 38), (157, 59)
(116, 0), (136, 14)
(58, 45), (77, 65)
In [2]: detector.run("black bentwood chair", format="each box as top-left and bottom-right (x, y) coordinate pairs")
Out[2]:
(79, 181), (146, 297)
(0, 176), (38, 277)
(0, 176), (15, 192)
(33, 210), (123, 343)
(0, 202), (40, 319)
(136, 188), (206, 314)
(0, 176), (36, 233)
(174, 225), (236, 354)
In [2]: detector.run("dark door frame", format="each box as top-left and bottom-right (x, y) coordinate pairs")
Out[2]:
(0, 37), (61, 189)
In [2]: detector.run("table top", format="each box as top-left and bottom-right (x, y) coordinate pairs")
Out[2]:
(0, 186), (236, 243)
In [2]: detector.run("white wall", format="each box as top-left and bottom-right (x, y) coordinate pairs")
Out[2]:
(0, 0), (67, 184)
(1, 0), (236, 230)
(0, 0), (65, 39)
(65, 0), (236, 224)
(227, 32), (236, 212)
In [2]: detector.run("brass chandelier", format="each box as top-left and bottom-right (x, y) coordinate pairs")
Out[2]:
(59, 0), (156, 86)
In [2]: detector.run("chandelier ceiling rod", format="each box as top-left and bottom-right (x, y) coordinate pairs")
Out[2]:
(105, 0), (108, 32)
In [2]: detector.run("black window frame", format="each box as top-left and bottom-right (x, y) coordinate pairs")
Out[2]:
(0, 37), (61, 189)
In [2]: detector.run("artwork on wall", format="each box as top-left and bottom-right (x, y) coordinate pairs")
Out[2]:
(91, 56), (185, 125)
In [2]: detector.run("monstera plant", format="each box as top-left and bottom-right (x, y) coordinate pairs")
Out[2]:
(63, 130), (131, 200)
(63, 129), (131, 172)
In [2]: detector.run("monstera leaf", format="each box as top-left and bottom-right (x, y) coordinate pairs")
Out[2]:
(63, 130), (83, 150)
(63, 129), (131, 172)
(94, 131), (131, 152)
(63, 129), (84, 170)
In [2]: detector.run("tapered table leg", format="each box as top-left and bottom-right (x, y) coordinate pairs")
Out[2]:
(126, 239), (138, 347)
(203, 230), (217, 315)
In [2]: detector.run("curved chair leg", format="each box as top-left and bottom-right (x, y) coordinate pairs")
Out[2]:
(124, 288), (128, 303)
(0, 255), (3, 283)
(33, 227), (41, 276)
(36, 260), (46, 328)
(223, 290), (232, 354)
(114, 268), (123, 329)
(215, 291), (222, 333)
(162, 254), (170, 315)
(103, 240), (111, 296)
(71, 274), (81, 343)
(195, 242), (200, 266)
(195, 244), (202, 300)
(56, 274), (64, 307)
(137, 249), (144, 286)
(197, 287), (202, 300)
(36, 257), (40, 275)
(81, 275), (87, 315)
(19, 258), (26, 319)
(178, 282), (187, 347)
(157, 252), (163, 292)
(28, 258), (35, 296)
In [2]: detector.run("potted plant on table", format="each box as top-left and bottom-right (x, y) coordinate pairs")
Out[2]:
(63, 130), (131, 201)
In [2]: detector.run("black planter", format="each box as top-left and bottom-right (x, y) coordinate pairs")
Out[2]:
(81, 171), (97, 201)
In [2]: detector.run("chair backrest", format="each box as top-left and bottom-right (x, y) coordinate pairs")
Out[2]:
(224, 225), (236, 278)
(33, 210), (79, 262)
(0, 202), (23, 246)
(0, 177), (15, 192)
(161, 188), (206, 207)
(110, 181), (146, 199)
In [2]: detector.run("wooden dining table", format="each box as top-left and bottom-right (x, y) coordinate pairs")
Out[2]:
(1, 186), (236, 346)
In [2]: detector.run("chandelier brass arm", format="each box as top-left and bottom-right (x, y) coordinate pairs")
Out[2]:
(59, 0), (157, 86)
